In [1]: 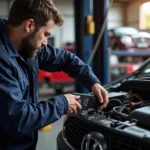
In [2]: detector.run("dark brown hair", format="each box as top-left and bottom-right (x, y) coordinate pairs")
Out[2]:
(8, 0), (64, 27)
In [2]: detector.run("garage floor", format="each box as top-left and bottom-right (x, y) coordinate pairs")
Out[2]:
(36, 117), (64, 150)
(36, 84), (75, 150)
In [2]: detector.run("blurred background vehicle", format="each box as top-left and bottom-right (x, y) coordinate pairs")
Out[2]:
(109, 27), (150, 50)
(38, 70), (74, 94)
(61, 42), (74, 52)
(38, 44), (74, 94)
(110, 63), (140, 80)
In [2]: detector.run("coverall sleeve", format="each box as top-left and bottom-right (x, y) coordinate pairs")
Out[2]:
(0, 55), (68, 137)
(38, 45), (100, 90)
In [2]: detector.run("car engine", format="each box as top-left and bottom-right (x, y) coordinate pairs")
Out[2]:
(62, 78), (150, 150)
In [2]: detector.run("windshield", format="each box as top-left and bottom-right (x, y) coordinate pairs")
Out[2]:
(114, 27), (139, 36)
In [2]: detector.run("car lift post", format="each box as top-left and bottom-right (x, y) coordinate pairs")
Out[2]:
(74, 0), (94, 92)
(93, 0), (109, 85)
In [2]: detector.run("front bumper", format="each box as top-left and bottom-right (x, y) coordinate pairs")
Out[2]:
(57, 131), (72, 150)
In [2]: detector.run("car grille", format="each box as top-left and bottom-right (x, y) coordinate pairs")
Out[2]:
(64, 116), (150, 150)
(64, 117), (96, 149)
(111, 134), (149, 150)
(133, 38), (150, 43)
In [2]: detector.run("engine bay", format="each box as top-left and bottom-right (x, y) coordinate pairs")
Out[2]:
(105, 77), (150, 126)
(62, 78), (150, 149)
(75, 77), (150, 129)
(58, 60), (150, 150)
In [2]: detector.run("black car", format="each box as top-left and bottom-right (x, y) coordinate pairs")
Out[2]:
(57, 58), (150, 150)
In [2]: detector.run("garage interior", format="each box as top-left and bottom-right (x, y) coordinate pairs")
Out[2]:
(0, 0), (150, 149)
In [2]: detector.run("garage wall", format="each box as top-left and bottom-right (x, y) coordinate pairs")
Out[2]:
(125, 0), (150, 29)
(0, 1), (8, 18)
(125, 1), (140, 29)
(51, 0), (74, 47)
(108, 3), (124, 29)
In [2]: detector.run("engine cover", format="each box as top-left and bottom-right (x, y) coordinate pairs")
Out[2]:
(128, 105), (150, 128)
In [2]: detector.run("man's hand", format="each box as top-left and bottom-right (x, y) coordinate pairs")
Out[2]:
(64, 94), (82, 114)
(91, 83), (108, 109)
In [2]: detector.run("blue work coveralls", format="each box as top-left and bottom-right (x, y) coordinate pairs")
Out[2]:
(0, 19), (100, 150)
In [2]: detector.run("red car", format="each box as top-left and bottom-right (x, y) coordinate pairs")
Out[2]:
(109, 27), (150, 50)
(38, 70), (74, 93)
(38, 45), (74, 93)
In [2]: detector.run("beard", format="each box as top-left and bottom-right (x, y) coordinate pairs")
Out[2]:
(19, 31), (43, 59)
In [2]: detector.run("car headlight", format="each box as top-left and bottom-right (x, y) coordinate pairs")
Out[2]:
(121, 36), (133, 44)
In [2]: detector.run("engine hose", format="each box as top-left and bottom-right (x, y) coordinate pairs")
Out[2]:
(113, 106), (128, 120)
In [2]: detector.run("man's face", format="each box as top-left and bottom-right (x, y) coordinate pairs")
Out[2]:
(20, 20), (55, 58)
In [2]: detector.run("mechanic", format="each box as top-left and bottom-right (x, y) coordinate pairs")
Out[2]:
(0, 0), (108, 149)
